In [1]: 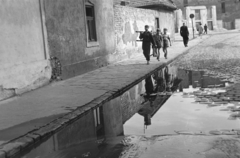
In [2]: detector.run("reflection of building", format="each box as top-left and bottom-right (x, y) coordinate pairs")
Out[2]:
(173, 0), (240, 30)
(177, 69), (189, 88)
(178, 68), (225, 89)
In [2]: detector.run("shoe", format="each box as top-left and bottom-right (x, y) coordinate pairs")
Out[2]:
(147, 61), (149, 65)
(165, 57), (168, 59)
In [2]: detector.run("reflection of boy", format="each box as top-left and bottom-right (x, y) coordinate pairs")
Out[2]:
(164, 67), (172, 92)
(145, 76), (154, 95)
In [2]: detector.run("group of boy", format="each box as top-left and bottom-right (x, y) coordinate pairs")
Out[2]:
(139, 25), (171, 65)
(140, 23), (208, 65)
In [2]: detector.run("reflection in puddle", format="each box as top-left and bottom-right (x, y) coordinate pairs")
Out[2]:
(18, 65), (240, 158)
(124, 65), (240, 136)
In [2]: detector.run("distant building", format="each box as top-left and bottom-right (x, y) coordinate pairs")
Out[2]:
(173, 0), (240, 30)
(185, 5), (217, 31)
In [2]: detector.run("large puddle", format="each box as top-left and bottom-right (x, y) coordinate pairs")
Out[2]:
(125, 66), (240, 136)
(18, 65), (240, 158)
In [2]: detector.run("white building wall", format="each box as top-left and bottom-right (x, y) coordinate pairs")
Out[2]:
(0, 0), (51, 100)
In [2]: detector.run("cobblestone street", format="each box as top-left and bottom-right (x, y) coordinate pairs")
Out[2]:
(117, 32), (240, 158)
(173, 32), (240, 82)
(2, 0), (240, 157)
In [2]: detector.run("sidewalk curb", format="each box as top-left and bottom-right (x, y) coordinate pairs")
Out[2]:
(0, 36), (210, 158)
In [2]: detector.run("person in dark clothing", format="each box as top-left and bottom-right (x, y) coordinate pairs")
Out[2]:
(139, 25), (156, 65)
(180, 23), (189, 47)
(152, 28), (163, 61)
(204, 24), (208, 34)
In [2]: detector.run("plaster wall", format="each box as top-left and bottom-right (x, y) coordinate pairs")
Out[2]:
(0, 0), (51, 100)
(236, 19), (240, 30)
(114, 5), (175, 58)
(44, 0), (116, 79)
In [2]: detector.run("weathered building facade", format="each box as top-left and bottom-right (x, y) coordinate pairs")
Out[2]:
(114, 0), (177, 56)
(0, 0), (177, 101)
(185, 6), (217, 30)
(0, 0), (51, 100)
(44, 0), (116, 79)
(173, 0), (240, 30)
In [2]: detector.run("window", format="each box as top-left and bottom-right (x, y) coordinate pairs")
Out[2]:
(221, 2), (225, 13)
(184, 0), (188, 6)
(195, 9), (201, 20)
(85, 1), (97, 43)
(207, 7), (212, 19)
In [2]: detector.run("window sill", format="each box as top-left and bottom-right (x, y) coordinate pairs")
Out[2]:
(87, 41), (99, 47)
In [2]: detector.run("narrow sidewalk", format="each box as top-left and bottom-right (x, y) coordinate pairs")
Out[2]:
(0, 35), (208, 145)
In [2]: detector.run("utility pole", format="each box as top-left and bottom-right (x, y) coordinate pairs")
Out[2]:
(190, 14), (195, 39)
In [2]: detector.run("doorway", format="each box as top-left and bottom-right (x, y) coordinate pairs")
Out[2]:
(207, 21), (213, 30)
(223, 20), (236, 30)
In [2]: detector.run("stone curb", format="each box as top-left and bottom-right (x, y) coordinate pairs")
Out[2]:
(0, 36), (209, 158)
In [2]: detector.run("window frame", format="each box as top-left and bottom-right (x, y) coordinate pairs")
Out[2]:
(221, 2), (226, 13)
(207, 7), (213, 20)
(184, 0), (188, 7)
(195, 9), (201, 20)
(84, 0), (99, 47)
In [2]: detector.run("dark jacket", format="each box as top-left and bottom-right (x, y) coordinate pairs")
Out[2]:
(139, 31), (155, 50)
(180, 26), (189, 37)
(152, 33), (162, 48)
(204, 25), (208, 30)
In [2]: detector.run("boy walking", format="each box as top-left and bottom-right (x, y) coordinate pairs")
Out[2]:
(198, 23), (203, 39)
(139, 25), (156, 65)
(152, 28), (163, 61)
(204, 24), (208, 34)
(162, 28), (171, 59)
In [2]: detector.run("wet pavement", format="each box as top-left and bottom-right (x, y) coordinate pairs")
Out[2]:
(0, 35), (204, 148)
(125, 66), (240, 136)
(3, 32), (240, 158)
(19, 63), (240, 158)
